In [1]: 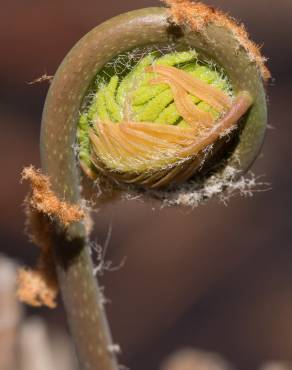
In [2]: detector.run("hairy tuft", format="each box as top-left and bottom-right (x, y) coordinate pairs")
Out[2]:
(17, 166), (86, 308)
(22, 166), (84, 226)
(162, 0), (271, 81)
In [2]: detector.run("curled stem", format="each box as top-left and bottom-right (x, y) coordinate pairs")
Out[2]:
(36, 2), (268, 369)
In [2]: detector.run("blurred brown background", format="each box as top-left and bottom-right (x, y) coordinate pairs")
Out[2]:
(1, 0), (292, 369)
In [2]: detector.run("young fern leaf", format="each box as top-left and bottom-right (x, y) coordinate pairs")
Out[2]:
(39, 2), (269, 370)
(80, 52), (253, 189)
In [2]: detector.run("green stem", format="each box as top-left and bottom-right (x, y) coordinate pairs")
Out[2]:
(52, 223), (119, 370)
(40, 9), (170, 367)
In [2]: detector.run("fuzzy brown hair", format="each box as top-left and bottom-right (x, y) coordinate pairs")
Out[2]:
(17, 167), (85, 308)
(162, 0), (271, 81)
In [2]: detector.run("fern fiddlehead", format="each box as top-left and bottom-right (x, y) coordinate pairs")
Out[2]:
(39, 2), (269, 369)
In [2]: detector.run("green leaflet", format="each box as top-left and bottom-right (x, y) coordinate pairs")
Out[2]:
(77, 49), (232, 168)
